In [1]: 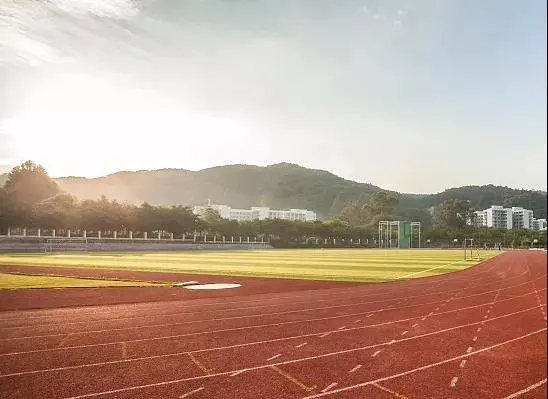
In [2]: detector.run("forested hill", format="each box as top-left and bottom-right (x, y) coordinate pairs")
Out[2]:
(1, 163), (546, 218)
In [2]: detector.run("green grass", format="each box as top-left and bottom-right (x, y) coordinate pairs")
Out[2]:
(0, 273), (160, 289)
(0, 249), (501, 282)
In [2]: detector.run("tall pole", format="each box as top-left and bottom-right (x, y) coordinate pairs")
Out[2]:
(410, 224), (412, 249)
(378, 222), (381, 248)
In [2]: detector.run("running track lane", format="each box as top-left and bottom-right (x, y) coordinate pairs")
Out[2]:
(0, 251), (545, 398)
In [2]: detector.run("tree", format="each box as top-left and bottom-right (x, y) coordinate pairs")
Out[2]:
(365, 192), (399, 219)
(33, 193), (80, 229)
(4, 161), (59, 205)
(0, 186), (13, 231)
(2, 161), (60, 226)
(202, 207), (223, 225)
(434, 199), (472, 228)
(339, 202), (368, 227)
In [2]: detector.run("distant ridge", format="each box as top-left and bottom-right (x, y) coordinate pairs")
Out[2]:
(1, 163), (546, 218)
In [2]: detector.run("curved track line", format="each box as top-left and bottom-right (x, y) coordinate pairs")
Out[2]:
(0, 260), (507, 327)
(2, 271), (543, 342)
(301, 329), (547, 398)
(2, 297), (542, 377)
(60, 327), (547, 399)
(502, 378), (547, 399)
(0, 252), (506, 323)
(1, 288), (542, 359)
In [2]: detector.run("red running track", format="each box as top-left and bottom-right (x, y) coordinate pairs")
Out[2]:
(0, 251), (546, 398)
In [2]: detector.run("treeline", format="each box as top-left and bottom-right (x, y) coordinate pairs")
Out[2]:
(0, 161), (545, 247)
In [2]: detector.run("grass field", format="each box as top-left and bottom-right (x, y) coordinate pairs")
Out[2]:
(0, 272), (160, 289)
(0, 249), (500, 282)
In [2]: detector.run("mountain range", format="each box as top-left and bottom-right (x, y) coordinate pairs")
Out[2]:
(1, 163), (546, 219)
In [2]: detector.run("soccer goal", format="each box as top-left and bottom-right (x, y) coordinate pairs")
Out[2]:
(378, 221), (421, 248)
(463, 238), (483, 261)
(44, 238), (89, 253)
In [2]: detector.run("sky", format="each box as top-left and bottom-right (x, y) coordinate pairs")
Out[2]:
(0, 0), (546, 194)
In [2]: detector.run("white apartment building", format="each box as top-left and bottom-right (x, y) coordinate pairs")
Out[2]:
(484, 206), (513, 229)
(192, 203), (317, 222)
(468, 205), (545, 230)
(511, 207), (534, 229)
(470, 210), (486, 227)
(533, 218), (547, 231)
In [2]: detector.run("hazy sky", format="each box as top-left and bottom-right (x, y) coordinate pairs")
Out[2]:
(0, 0), (546, 193)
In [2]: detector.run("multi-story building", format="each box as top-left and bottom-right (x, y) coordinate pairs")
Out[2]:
(533, 218), (547, 231)
(511, 207), (534, 229)
(470, 210), (487, 227)
(192, 202), (317, 222)
(484, 206), (513, 229)
(468, 205), (545, 230)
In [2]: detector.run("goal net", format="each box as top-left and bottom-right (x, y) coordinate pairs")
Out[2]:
(44, 238), (89, 253)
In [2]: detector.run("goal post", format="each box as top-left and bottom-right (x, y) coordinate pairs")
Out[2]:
(378, 221), (421, 249)
(44, 238), (89, 253)
(463, 238), (481, 261)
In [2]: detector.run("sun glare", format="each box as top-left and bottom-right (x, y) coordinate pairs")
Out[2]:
(7, 73), (247, 177)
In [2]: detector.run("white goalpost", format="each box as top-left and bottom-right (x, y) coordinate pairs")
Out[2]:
(378, 221), (421, 249)
(463, 238), (482, 261)
(44, 238), (89, 253)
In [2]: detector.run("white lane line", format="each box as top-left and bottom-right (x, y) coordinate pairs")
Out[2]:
(230, 370), (246, 377)
(295, 342), (307, 348)
(459, 360), (466, 368)
(337, 326), (346, 330)
(354, 320), (361, 324)
(372, 350), (382, 357)
(349, 365), (362, 373)
(0, 306), (484, 376)
(466, 347), (473, 353)
(179, 387), (204, 398)
(371, 382), (410, 398)
(450, 377), (458, 387)
(319, 332), (331, 338)
(401, 331), (408, 336)
(5, 283), (543, 345)
(502, 378), (548, 399)
(411, 323), (418, 328)
(0, 257), (507, 328)
(366, 314), (373, 318)
(396, 260), (467, 279)
(23, 267), (522, 333)
(301, 329), (546, 399)
(421, 316), (427, 321)
(267, 354), (281, 361)
(3, 304), (543, 379)
(0, 256), (514, 325)
(321, 383), (338, 393)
